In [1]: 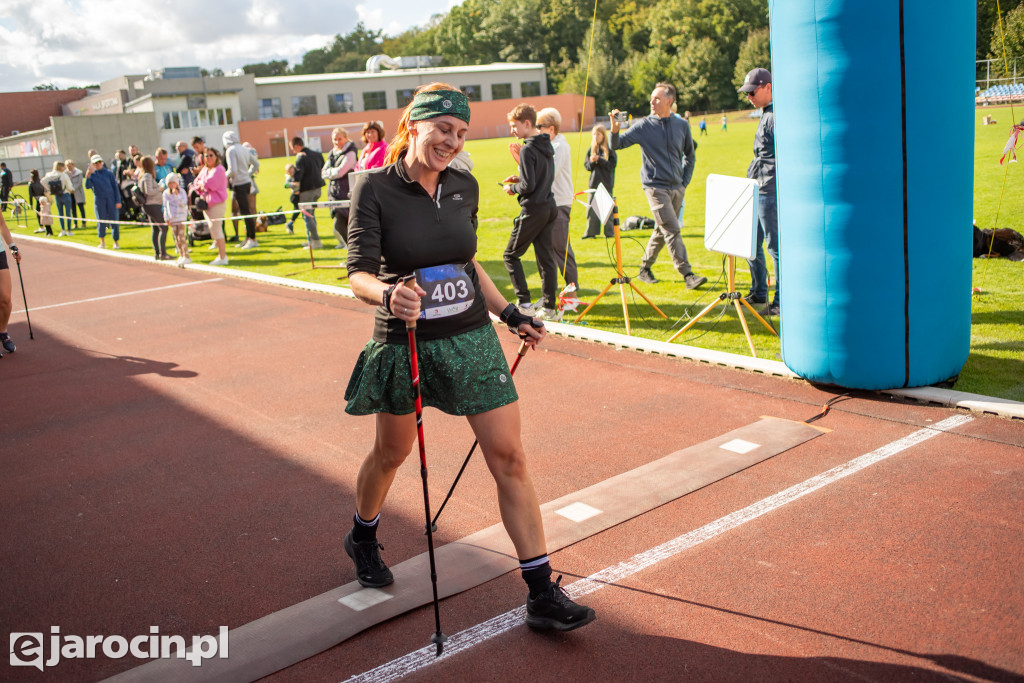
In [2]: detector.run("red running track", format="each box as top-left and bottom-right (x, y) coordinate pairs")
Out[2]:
(1, 241), (1022, 682)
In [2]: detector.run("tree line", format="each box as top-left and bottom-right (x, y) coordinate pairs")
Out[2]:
(241, 1), (1024, 114)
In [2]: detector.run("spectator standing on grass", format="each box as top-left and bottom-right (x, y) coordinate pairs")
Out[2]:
(322, 127), (358, 247)
(291, 136), (326, 249)
(610, 83), (707, 289)
(1, 212), (23, 356)
(27, 170), (45, 225)
(154, 148), (173, 184)
(738, 67), (780, 316)
(192, 147), (229, 266)
(356, 122), (388, 171)
(535, 107), (579, 301)
(138, 156), (170, 260)
(163, 173), (190, 267)
(583, 124), (617, 238)
(284, 163), (300, 234)
(223, 131), (258, 249)
(0, 163), (12, 211)
(699, 117), (708, 136)
(502, 103), (560, 320)
(65, 160), (86, 230)
(721, 114), (728, 131)
(84, 154), (120, 249)
(42, 161), (74, 236)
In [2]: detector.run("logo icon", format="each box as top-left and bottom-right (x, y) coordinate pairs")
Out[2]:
(10, 633), (44, 671)
(442, 99), (452, 109)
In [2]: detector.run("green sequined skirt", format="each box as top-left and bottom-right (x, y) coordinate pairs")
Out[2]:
(344, 324), (519, 416)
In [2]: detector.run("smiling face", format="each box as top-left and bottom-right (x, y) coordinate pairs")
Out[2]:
(332, 130), (347, 149)
(204, 151), (219, 167)
(407, 115), (468, 174)
(365, 128), (379, 145)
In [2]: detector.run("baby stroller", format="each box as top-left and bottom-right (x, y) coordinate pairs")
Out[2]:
(119, 183), (144, 223)
(186, 188), (212, 247)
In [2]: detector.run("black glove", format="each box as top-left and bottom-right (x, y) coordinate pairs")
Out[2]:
(499, 303), (544, 338)
(8, 244), (17, 255)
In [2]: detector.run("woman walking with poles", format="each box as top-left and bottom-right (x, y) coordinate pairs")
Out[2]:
(1, 212), (22, 356)
(344, 82), (595, 633)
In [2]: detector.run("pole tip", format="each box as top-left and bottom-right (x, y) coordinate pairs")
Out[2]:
(424, 521), (438, 535)
(431, 632), (447, 657)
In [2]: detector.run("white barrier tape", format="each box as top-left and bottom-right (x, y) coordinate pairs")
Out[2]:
(15, 203), (303, 229)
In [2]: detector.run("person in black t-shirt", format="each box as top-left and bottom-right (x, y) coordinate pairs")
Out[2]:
(344, 82), (595, 633)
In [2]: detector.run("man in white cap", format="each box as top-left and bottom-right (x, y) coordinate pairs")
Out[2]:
(738, 67), (779, 316)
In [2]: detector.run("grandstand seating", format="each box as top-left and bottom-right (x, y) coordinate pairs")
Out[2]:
(976, 83), (1024, 103)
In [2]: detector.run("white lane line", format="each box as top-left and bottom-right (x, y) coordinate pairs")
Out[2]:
(11, 279), (222, 313)
(344, 414), (973, 683)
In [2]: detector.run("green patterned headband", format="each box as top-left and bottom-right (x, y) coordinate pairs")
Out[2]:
(408, 90), (471, 124)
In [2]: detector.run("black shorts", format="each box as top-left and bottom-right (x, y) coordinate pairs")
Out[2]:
(0, 250), (8, 270)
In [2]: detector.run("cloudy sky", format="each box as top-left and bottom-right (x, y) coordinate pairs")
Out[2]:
(0, 0), (463, 92)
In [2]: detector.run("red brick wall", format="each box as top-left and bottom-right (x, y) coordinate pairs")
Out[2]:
(0, 90), (89, 137)
(239, 93), (596, 159)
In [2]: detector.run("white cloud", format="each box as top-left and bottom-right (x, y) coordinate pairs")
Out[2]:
(0, 0), (463, 92)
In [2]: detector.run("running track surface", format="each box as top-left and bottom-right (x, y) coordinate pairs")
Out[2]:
(2, 242), (1022, 683)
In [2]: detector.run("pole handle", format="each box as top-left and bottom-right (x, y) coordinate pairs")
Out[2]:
(402, 275), (417, 330)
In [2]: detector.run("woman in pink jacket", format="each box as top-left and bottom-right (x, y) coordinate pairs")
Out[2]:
(192, 147), (230, 266)
(356, 121), (388, 171)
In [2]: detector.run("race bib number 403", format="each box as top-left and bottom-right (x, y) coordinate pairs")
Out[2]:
(415, 264), (475, 320)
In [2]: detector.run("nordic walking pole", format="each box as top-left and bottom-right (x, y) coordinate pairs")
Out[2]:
(13, 249), (32, 339)
(428, 340), (529, 533)
(402, 275), (447, 657)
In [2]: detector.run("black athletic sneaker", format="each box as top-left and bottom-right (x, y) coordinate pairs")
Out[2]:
(684, 273), (708, 290)
(525, 575), (596, 631)
(635, 267), (659, 284)
(0, 336), (14, 354)
(344, 531), (394, 588)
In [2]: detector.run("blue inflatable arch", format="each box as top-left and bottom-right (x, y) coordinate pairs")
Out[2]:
(771, 0), (975, 389)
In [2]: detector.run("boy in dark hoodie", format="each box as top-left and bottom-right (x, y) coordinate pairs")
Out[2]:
(502, 104), (560, 319)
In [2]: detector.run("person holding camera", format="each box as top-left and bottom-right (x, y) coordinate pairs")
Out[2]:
(610, 83), (707, 289)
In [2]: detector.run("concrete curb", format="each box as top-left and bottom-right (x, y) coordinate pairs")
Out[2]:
(14, 233), (1023, 420)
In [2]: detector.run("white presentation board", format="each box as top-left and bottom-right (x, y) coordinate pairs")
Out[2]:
(704, 174), (760, 260)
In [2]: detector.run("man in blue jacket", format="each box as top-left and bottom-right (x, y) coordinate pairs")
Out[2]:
(738, 67), (779, 316)
(610, 83), (707, 289)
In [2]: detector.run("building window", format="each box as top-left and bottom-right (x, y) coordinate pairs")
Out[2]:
(395, 88), (415, 108)
(292, 95), (318, 117)
(491, 83), (512, 100)
(190, 110), (199, 127)
(521, 81), (541, 97)
(162, 112), (172, 130)
(258, 98), (281, 119)
(224, 108), (233, 125)
(363, 91), (387, 111)
(171, 112), (181, 129)
(461, 85), (482, 102)
(199, 109), (208, 126)
(329, 93), (354, 113)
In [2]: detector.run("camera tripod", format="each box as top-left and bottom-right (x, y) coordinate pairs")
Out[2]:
(666, 254), (776, 357)
(573, 198), (666, 334)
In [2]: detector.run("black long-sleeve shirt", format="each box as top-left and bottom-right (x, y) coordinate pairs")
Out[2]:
(510, 133), (555, 210)
(347, 162), (488, 343)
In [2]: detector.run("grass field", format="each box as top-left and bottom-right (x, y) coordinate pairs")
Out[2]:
(7, 107), (1023, 400)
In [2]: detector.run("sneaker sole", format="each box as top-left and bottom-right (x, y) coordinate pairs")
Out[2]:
(525, 609), (596, 632)
(344, 533), (394, 588)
